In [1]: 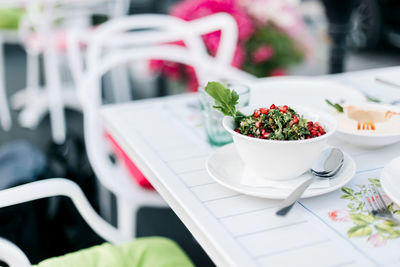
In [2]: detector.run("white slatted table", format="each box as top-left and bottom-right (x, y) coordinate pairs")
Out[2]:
(102, 67), (400, 267)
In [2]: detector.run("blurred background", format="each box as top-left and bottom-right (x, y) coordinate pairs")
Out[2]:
(0, 0), (399, 266)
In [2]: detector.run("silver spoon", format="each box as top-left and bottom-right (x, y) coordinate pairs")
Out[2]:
(276, 148), (344, 216)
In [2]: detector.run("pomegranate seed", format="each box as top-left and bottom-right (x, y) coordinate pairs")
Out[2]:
(255, 121), (261, 128)
(270, 104), (276, 109)
(306, 136), (311, 139)
(311, 131), (317, 136)
(234, 129), (240, 133)
(259, 136), (264, 139)
(254, 110), (260, 118)
(292, 117), (299, 124)
(261, 129), (266, 135)
(248, 134), (254, 137)
(263, 132), (270, 138)
(260, 108), (269, 115)
(280, 105), (288, 113)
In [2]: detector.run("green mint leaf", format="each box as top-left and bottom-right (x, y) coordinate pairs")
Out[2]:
(205, 82), (239, 118)
(326, 99), (344, 113)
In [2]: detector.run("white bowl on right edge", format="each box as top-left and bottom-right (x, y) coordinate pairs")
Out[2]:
(333, 103), (400, 148)
(222, 106), (337, 181)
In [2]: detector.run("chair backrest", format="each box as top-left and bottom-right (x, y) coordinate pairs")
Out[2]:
(67, 13), (242, 89)
(71, 14), (254, 198)
(0, 178), (130, 267)
(19, 0), (127, 55)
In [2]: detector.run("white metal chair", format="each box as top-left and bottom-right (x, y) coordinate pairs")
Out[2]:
(0, 34), (11, 131)
(68, 13), (254, 238)
(0, 178), (130, 267)
(11, 0), (128, 144)
(0, 1), (27, 131)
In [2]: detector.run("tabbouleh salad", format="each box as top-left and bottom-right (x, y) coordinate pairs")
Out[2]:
(204, 81), (326, 141)
(235, 104), (326, 140)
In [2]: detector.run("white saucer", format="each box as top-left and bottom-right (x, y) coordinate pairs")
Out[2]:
(381, 157), (400, 206)
(206, 143), (356, 199)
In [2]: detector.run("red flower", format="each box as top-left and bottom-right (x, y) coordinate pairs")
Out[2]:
(270, 68), (287, 76)
(328, 209), (350, 222)
(171, 0), (255, 42)
(149, 0), (256, 91)
(251, 45), (274, 63)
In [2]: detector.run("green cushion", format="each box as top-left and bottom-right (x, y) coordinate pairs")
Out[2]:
(0, 8), (25, 30)
(34, 237), (194, 267)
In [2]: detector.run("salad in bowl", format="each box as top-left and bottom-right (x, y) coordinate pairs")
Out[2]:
(205, 82), (337, 180)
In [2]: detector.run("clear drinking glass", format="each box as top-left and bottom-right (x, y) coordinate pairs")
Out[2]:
(198, 83), (250, 146)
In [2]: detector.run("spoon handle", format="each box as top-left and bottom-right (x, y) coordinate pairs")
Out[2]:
(276, 176), (316, 216)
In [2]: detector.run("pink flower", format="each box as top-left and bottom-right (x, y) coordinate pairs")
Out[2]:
(238, 0), (314, 58)
(171, 0), (255, 42)
(369, 233), (387, 247)
(270, 68), (287, 77)
(251, 45), (274, 63)
(328, 209), (350, 222)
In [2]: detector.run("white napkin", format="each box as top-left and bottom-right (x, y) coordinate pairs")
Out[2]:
(241, 166), (331, 189)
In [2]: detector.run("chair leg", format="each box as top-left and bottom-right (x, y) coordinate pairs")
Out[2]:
(43, 36), (66, 144)
(117, 197), (137, 239)
(0, 39), (12, 131)
(26, 53), (40, 99)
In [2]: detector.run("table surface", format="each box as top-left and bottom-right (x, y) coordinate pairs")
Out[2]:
(102, 67), (400, 267)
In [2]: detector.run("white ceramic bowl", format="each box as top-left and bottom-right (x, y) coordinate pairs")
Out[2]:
(222, 106), (337, 181)
(334, 103), (400, 148)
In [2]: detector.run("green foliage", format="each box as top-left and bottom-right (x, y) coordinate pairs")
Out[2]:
(342, 187), (355, 195)
(242, 24), (304, 77)
(339, 179), (400, 245)
(349, 213), (375, 226)
(348, 225), (372, 237)
(368, 178), (381, 187)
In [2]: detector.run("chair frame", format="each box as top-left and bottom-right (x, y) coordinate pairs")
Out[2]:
(68, 13), (254, 238)
(11, 0), (128, 143)
(0, 178), (130, 267)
